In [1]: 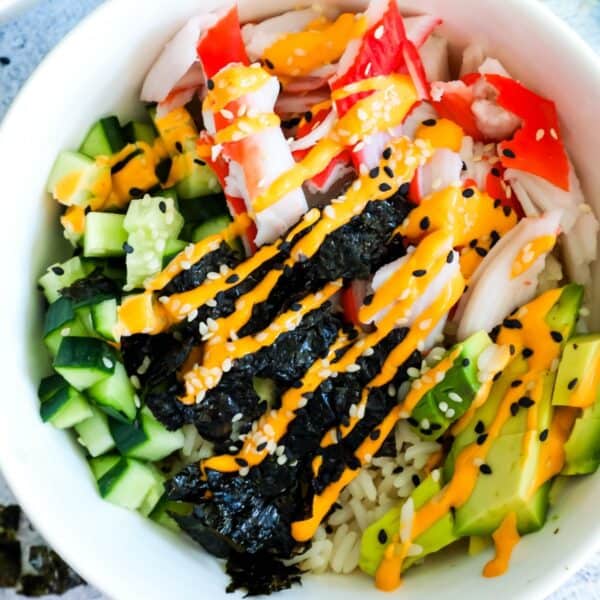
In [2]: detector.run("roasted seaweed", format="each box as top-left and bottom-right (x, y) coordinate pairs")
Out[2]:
(17, 546), (84, 597)
(0, 541), (21, 588)
(161, 242), (242, 296)
(0, 504), (20, 540)
(59, 268), (121, 306)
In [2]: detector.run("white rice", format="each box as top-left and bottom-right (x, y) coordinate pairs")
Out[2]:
(177, 419), (439, 576)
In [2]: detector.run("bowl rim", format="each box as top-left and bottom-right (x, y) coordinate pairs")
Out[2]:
(1, 0), (600, 598)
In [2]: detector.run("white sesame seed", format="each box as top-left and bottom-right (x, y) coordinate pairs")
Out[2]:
(407, 544), (423, 557)
(473, 458), (484, 467)
(229, 446), (238, 452)
(419, 319), (432, 331)
(60, 327), (71, 337)
(222, 358), (233, 373)
(187, 309), (199, 322)
(446, 408), (456, 418)
(297, 397), (308, 409)
(207, 318), (218, 331)
(207, 271), (220, 280)
(387, 384), (396, 398)
(276, 445), (285, 456)
(431, 469), (440, 483)
(239, 466), (250, 476)
(349, 404), (358, 418)
(199, 322), (209, 335)
(137, 356), (152, 375)
(130, 375), (141, 389)
(535, 129), (545, 141)
(319, 369), (332, 379)
(237, 105), (247, 117)
(264, 424), (275, 437)
(206, 298), (217, 308)
(232, 412), (243, 423)
(346, 363), (361, 373)
(158, 296), (169, 304)
(256, 332), (269, 342)
(267, 440), (277, 454)
(196, 390), (206, 404)
(448, 392), (463, 404)
(438, 401), (448, 413)
(277, 454), (288, 465)
(420, 418), (430, 429)
(407, 367), (421, 379)
(357, 403), (366, 419)
(102, 357), (113, 369)
(324, 205), (336, 219)
(550, 128), (559, 140)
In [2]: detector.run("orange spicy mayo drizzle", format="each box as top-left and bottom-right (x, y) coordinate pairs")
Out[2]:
(291, 271), (466, 543)
(253, 75), (419, 214)
(181, 280), (342, 404)
(483, 512), (520, 578)
(566, 353), (600, 408)
(202, 333), (351, 473)
(375, 288), (565, 591)
(145, 214), (252, 292)
(262, 13), (367, 79)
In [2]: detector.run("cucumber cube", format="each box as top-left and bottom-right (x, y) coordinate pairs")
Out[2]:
(84, 213), (128, 258)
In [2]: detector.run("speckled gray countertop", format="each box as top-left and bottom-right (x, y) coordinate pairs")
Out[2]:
(1, 0), (600, 598)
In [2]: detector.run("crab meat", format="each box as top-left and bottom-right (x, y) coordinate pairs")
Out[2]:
(456, 210), (563, 340)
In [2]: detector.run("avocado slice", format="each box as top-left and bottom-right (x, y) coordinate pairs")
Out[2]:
(410, 331), (493, 439)
(359, 472), (458, 577)
(553, 334), (600, 408)
(563, 416), (600, 475)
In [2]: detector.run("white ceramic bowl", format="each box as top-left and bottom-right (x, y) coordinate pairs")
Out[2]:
(1, 1), (599, 598)
(0, 0), (36, 21)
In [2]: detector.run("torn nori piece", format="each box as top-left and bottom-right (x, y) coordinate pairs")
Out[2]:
(0, 541), (21, 588)
(225, 551), (302, 596)
(121, 332), (194, 387)
(59, 269), (121, 307)
(160, 242), (242, 296)
(144, 376), (190, 431)
(375, 430), (398, 458)
(17, 546), (84, 597)
(0, 505), (20, 540)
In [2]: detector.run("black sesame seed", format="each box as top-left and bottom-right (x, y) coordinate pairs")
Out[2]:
(207, 79), (215, 90)
(175, 141), (184, 153)
(462, 358), (471, 367)
(304, 111), (313, 123)
(383, 147), (392, 160)
(503, 205), (512, 217)
(226, 274), (240, 284)
(420, 428), (432, 436)
(348, 456), (361, 470)
(462, 161), (467, 171)
(393, 466), (404, 474)
(430, 423), (443, 431)
(235, 458), (248, 467)
(158, 201), (167, 214)
(574, 343), (579, 350)
(123, 242), (134, 254)
(462, 188), (475, 198)
(509, 344), (516, 356)
(194, 158), (207, 166)
(511, 379), (523, 388)
(447, 251), (455, 264)
(519, 396), (535, 408)
(469, 239), (478, 248)
(129, 187), (144, 198)
(384, 166), (394, 178)
(363, 294), (374, 306)
(475, 421), (485, 434)
(265, 58), (275, 69)
(479, 463), (492, 475)
(325, 525), (333, 534)
(539, 429), (549, 442)
(256, 442), (267, 452)
(490, 230), (501, 246)
(503, 148), (516, 159)
(378, 529), (388, 544)
(522, 347), (534, 358)
(422, 118), (437, 127)
(551, 331), (564, 343)
(341, 415), (350, 427)
(411, 474), (421, 487)
(379, 183), (392, 192)
(290, 303), (302, 312)
(475, 247), (488, 258)
(407, 417), (419, 427)
(412, 269), (427, 277)
(282, 117), (302, 129)
(503, 318), (523, 330)
(419, 216), (430, 231)
(493, 371), (503, 382)
(491, 167), (501, 177)
(370, 429), (381, 441)
(510, 402), (520, 416)
(568, 378), (578, 391)
(477, 434), (488, 445)
(399, 182), (410, 196)
(369, 167), (380, 179)
(51, 266), (65, 276)
(0, 57), (10, 66)
(494, 199), (502, 208)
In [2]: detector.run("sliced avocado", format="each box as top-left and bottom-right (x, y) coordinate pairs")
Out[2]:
(359, 471), (457, 577)
(468, 535), (491, 556)
(563, 417), (600, 475)
(410, 331), (493, 439)
(553, 334), (600, 408)
(544, 284), (584, 340)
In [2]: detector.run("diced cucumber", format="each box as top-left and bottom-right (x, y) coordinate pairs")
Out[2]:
(39, 385), (93, 429)
(88, 362), (137, 423)
(83, 213), (128, 258)
(38, 256), (94, 303)
(138, 471), (166, 517)
(162, 239), (187, 267)
(75, 405), (115, 457)
(38, 373), (68, 402)
(46, 150), (111, 208)
(123, 121), (157, 145)
(110, 406), (184, 461)
(54, 337), (117, 391)
(177, 194), (228, 223)
(175, 160), (221, 199)
(91, 455), (162, 512)
(150, 498), (193, 532)
(192, 215), (232, 243)
(43, 298), (89, 356)
(79, 117), (127, 158)
(150, 105), (197, 155)
(253, 377), (277, 406)
(124, 196), (184, 289)
(91, 298), (119, 341)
